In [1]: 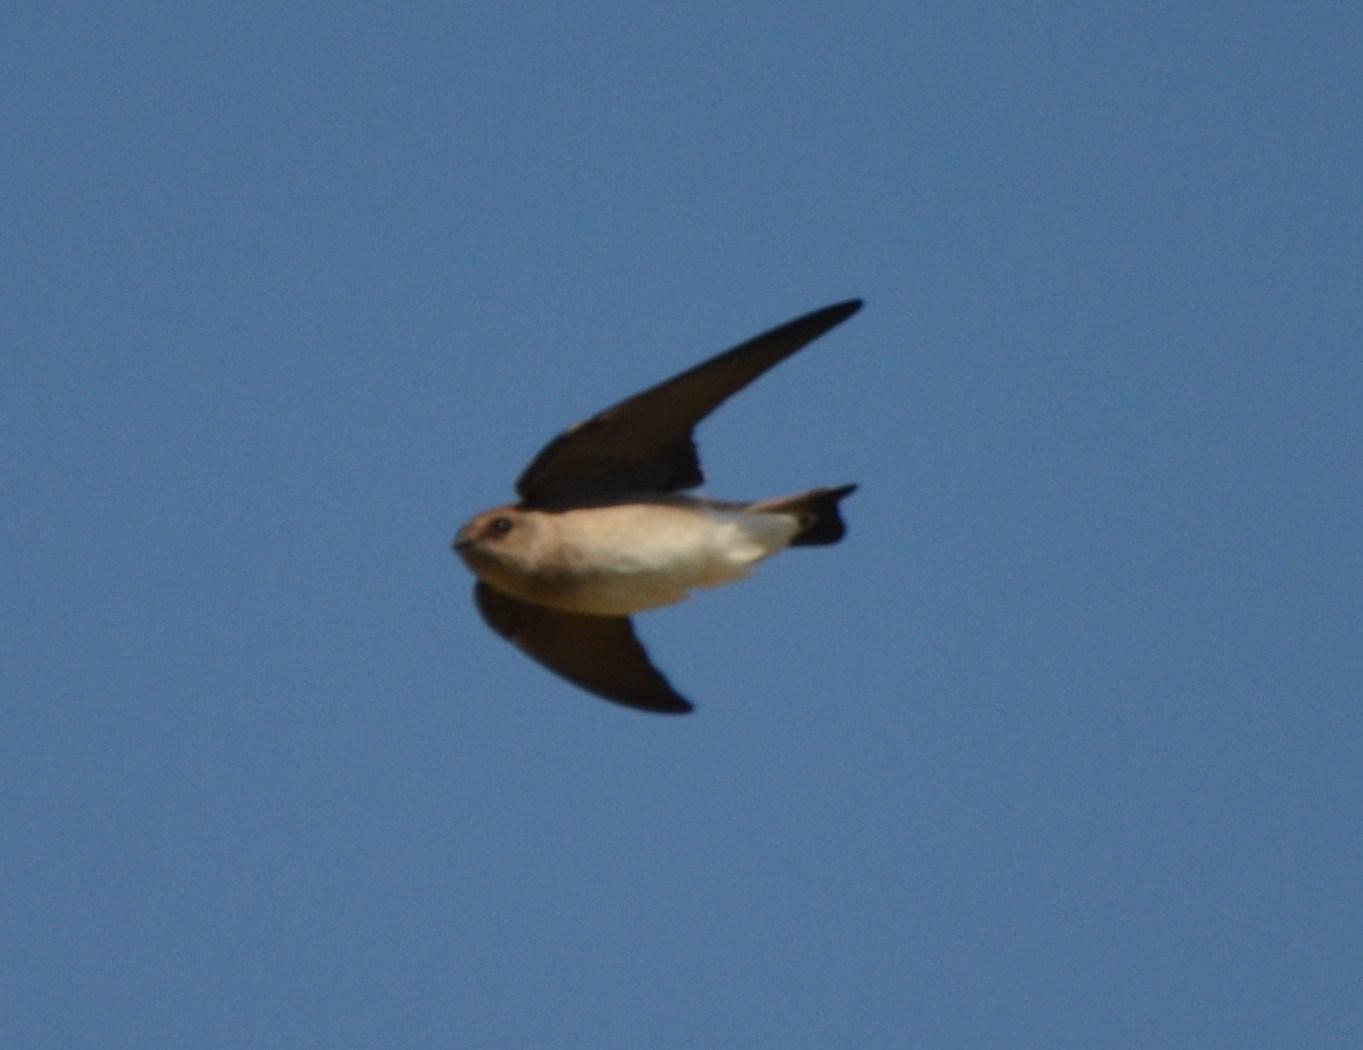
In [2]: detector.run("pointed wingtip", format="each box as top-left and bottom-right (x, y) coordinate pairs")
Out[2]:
(826, 298), (863, 319)
(798, 298), (863, 334)
(750, 299), (862, 353)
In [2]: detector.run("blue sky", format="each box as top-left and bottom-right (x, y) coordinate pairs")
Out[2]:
(4, 2), (1361, 1046)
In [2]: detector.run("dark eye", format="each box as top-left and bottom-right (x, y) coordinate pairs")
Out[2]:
(489, 517), (513, 535)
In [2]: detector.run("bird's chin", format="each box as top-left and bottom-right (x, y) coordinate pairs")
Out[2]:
(456, 548), (513, 590)
(451, 543), (485, 575)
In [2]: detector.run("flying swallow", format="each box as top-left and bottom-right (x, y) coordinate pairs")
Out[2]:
(452, 299), (863, 714)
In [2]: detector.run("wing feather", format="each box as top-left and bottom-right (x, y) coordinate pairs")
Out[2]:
(515, 299), (862, 506)
(473, 582), (693, 714)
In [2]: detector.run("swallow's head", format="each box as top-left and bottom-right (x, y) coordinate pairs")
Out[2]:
(451, 505), (549, 582)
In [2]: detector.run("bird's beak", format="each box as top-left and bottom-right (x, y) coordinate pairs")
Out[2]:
(451, 532), (474, 554)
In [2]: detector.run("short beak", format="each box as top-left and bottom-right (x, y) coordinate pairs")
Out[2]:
(451, 534), (473, 554)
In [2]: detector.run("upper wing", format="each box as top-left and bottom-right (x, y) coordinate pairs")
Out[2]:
(515, 299), (863, 506)
(472, 582), (693, 714)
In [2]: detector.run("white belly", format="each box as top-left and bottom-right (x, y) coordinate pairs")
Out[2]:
(547, 502), (799, 615)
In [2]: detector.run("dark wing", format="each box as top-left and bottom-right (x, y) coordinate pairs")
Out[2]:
(473, 582), (693, 714)
(516, 299), (863, 506)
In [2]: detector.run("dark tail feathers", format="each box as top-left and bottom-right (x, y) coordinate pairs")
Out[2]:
(751, 484), (858, 546)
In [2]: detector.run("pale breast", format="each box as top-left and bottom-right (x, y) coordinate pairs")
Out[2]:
(540, 501), (799, 615)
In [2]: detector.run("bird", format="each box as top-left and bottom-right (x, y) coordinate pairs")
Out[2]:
(452, 299), (863, 714)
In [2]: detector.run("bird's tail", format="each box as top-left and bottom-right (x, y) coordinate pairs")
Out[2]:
(749, 484), (858, 546)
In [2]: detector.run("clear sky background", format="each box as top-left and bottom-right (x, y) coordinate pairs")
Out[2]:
(4, 3), (1361, 1047)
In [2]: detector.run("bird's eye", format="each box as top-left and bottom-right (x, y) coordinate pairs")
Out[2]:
(489, 517), (513, 535)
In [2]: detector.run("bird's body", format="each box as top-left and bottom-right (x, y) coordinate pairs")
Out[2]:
(452, 299), (864, 713)
(458, 496), (804, 616)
